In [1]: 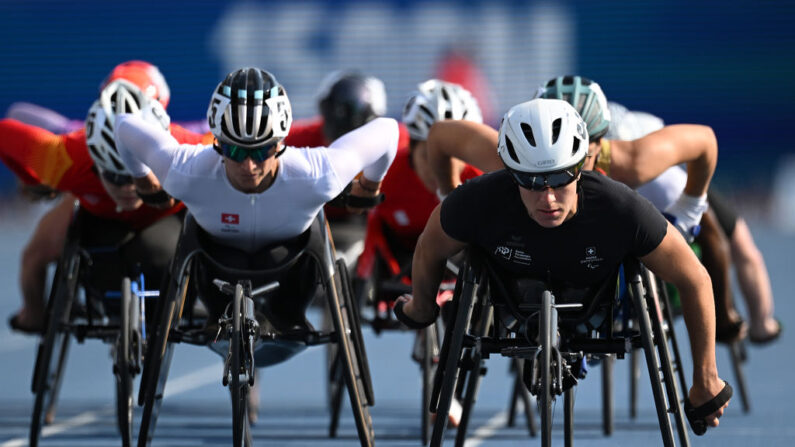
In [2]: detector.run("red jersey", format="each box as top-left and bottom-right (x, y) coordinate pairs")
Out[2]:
(0, 118), (211, 230)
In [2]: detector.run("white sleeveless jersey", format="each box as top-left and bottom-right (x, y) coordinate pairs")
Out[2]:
(606, 101), (687, 210)
(115, 115), (399, 252)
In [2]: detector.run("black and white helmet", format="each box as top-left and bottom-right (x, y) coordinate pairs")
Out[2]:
(85, 79), (170, 176)
(497, 98), (588, 174)
(207, 67), (292, 148)
(402, 79), (482, 141)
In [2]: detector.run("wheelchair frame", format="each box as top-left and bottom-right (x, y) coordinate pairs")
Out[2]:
(428, 249), (691, 447)
(29, 203), (157, 447)
(135, 211), (375, 447)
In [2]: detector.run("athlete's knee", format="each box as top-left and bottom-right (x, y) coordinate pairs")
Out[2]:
(730, 219), (764, 266)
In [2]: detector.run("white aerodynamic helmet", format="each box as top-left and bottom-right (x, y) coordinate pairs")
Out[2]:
(86, 79), (170, 177)
(207, 67), (292, 149)
(497, 98), (589, 189)
(402, 79), (482, 141)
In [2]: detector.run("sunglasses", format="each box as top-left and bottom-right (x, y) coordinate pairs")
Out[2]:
(508, 158), (586, 191)
(101, 170), (134, 186)
(214, 140), (278, 163)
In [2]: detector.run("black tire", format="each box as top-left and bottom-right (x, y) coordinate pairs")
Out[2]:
(641, 268), (690, 447)
(231, 283), (248, 447)
(137, 261), (189, 447)
(626, 260), (677, 447)
(328, 266), (374, 446)
(30, 241), (80, 447)
(421, 322), (440, 445)
(455, 304), (492, 447)
(729, 341), (751, 413)
(116, 277), (134, 447)
(602, 354), (614, 436)
(539, 290), (554, 447)
(430, 260), (479, 447)
(629, 347), (640, 419)
(336, 260), (374, 405)
(327, 350), (344, 438)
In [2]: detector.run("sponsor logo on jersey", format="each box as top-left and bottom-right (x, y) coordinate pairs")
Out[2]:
(495, 245), (512, 260)
(580, 246), (603, 270)
(222, 213), (239, 225)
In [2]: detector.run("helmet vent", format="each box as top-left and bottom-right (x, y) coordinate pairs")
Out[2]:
(572, 137), (580, 156)
(520, 122), (536, 147)
(101, 129), (116, 151)
(505, 136), (520, 163)
(562, 75), (574, 85)
(551, 118), (562, 144)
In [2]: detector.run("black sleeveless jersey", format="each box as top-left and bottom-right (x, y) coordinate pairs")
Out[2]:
(440, 170), (667, 288)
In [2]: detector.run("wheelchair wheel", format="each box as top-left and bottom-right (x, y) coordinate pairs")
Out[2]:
(327, 347), (344, 438)
(729, 341), (750, 413)
(30, 240), (80, 447)
(327, 263), (374, 446)
(626, 261), (684, 447)
(336, 259), (374, 405)
(115, 277), (135, 447)
(454, 304), (493, 447)
(539, 290), (554, 447)
(629, 347), (640, 419)
(602, 354), (614, 436)
(137, 261), (191, 447)
(507, 358), (537, 436)
(430, 259), (479, 447)
(421, 320), (441, 445)
(230, 283), (250, 447)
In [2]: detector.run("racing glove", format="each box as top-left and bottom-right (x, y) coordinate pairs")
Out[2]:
(663, 193), (708, 243)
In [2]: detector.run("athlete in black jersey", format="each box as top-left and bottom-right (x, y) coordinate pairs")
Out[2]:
(396, 98), (731, 433)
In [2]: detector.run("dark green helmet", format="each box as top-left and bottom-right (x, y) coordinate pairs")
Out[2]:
(540, 75), (611, 141)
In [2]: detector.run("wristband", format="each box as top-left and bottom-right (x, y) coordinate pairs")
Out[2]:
(137, 189), (172, 205)
(357, 179), (379, 193)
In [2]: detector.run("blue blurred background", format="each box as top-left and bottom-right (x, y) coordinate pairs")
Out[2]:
(1, 0), (793, 207)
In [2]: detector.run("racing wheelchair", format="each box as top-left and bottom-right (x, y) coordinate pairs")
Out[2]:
(429, 249), (703, 447)
(29, 202), (163, 447)
(340, 211), (448, 444)
(136, 211), (374, 447)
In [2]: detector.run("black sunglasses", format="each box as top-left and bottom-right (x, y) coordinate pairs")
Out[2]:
(507, 158), (586, 191)
(214, 140), (278, 163)
(101, 170), (134, 186)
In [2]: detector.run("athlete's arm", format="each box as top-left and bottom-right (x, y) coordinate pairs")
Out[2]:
(609, 124), (718, 197)
(399, 205), (467, 321)
(426, 120), (502, 195)
(114, 113), (182, 182)
(640, 222), (728, 426)
(324, 117), (399, 191)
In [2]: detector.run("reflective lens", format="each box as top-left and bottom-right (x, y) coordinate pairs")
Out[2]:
(214, 141), (277, 163)
(508, 158), (586, 191)
(101, 170), (133, 186)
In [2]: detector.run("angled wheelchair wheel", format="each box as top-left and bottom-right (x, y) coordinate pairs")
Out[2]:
(137, 260), (192, 447)
(626, 260), (689, 447)
(564, 385), (575, 447)
(327, 261), (374, 446)
(507, 358), (537, 436)
(336, 259), (374, 405)
(729, 341), (750, 413)
(29, 237), (81, 447)
(115, 277), (135, 447)
(430, 257), (480, 447)
(327, 344), (344, 438)
(454, 304), (493, 447)
(421, 320), (442, 445)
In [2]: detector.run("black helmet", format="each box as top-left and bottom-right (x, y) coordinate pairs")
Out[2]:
(207, 67), (292, 148)
(317, 71), (387, 142)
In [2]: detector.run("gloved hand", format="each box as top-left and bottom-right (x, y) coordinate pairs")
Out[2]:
(663, 193), (709, 243)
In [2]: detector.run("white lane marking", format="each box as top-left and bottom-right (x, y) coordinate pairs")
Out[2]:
(0, 362), (221, 446)
(463, 410), (508, 447)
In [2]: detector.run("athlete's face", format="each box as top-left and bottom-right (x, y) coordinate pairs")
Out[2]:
(223, 143), (280, 193)
(518, 177), (579, 228)
(99, 175), (142, 211)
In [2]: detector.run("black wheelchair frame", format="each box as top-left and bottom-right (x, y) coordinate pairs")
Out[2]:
(29, 202), (157, 447)
(135, 211), (375, 447)
(428, 249), (692, 447)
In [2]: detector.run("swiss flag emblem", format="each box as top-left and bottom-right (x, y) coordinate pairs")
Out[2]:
(221, 213), (239, 225)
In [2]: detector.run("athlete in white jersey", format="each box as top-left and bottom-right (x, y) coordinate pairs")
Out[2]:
(607, 101), (781, 344)
(115, 67), (398, 253)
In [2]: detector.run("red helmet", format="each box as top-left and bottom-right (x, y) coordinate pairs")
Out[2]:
(101, 60), (171, 108)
